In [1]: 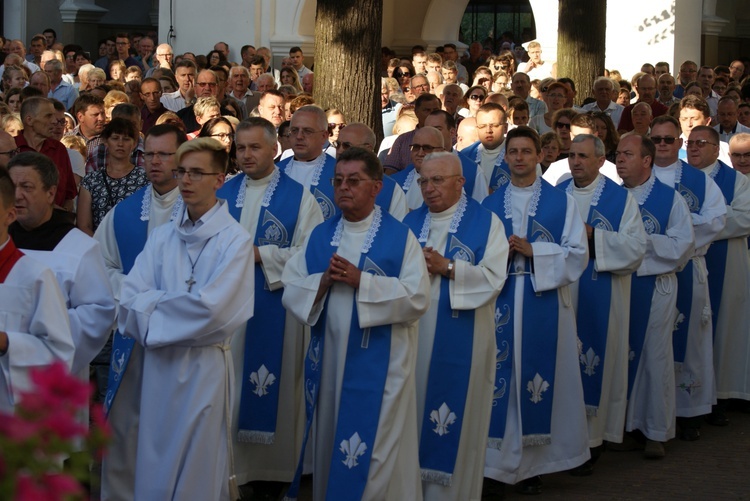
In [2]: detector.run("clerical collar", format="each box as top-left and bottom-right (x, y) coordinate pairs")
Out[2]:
(655, 159), (681, 170)
(153, 185), (180, 201)
(8, 209), (75, 251)
(701, 160), (720, 177)
(180, 200), (221, 232)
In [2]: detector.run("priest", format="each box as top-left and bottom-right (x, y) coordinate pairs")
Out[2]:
(217, 118), (323, 494)
(616, 135), (694, 459)
(0, 166), (73, 414)
(281, 147), (430, 500)
(403, 152), (507, 500)
(95, 124), (188, 501)
(558, 135), (646, 473)
(118, 138), (255, 500)
(481, 126), (589, 496)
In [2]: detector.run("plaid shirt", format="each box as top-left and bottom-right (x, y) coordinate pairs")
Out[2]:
(85, 135), (145, 174)
(66, 125), (104, 165)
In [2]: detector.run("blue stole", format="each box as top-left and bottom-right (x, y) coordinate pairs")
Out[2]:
(627, 178), (674, 398)
(481, 178), (564, 448)
(462, 140), (511, 192)
(218, 169), (303, 443)
(286, 207), (409, 501)
(376, 175), (397, 214)
(390, 158), (478, 203)
(703, 161), (736, 336)
(672, 161), (706, 364)
(403, 196), (491, 485)
(559, 176), (627, 415)
(104, 185), (183, 414)
(278, 153), (338, 220)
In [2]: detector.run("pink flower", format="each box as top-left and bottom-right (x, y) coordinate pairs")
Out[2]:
(39, 409), (88, 440)
(13, 473), (82, 501)
(41, 473), (83, 498)
(26, 362), (91, 409)
(14, 474), (48, 501)
(0, 413), (41, 442)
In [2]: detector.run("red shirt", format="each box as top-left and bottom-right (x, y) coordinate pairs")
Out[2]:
(15, 134), (78, 207)
(617, 101), (669, 132)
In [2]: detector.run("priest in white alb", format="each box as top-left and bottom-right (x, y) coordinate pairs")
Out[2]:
(281, 147), (430, 500)
(481, 126), (589, 496)
(94, 124), (188, 501)
(403, 152), (507, 501)
(118, 138), (254, 500)
(616, 135), (694, 459)
(217, 118), (323, 494)
(558, 135), (646, 473)
(0, 167), (74, 414)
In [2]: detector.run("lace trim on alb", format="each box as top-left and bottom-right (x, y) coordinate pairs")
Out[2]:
(330, 205), (382, 255)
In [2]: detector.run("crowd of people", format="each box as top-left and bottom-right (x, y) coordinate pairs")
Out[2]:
(1, 27), (750, 501)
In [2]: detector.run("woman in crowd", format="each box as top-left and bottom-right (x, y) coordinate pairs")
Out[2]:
(540, 131), (562, 174)
(206, 50), (226, 67)
(473, 66), (494, 91)
(3, 87), (22, 114)
(280, 66), (303, 93)
(461, 85), (488, 118)
(491, 70), (510, 93)
(2, 65), (27, 93)
(77, 118), (147, 235)
(103, 90), (129, 123)
(109, 60), (127, 83)
(529, 81), (568, 134)
(326, 109), (347, 148)
(1, 113), (22, 137)
(198, 116), (238, 175)
(590, 111), (620, 164)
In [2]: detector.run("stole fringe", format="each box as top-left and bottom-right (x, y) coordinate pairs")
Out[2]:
(585, 404), (599, 417)
(238, 429), (275, 445)
(522, 434), (552, 447)
(421, 468), (453, 487)
(487, 437), (503, 450)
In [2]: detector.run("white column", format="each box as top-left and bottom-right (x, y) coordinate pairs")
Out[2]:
(4, 0), (26, 41)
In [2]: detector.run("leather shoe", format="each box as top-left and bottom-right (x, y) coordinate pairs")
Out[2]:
(518, 476), (543, 495)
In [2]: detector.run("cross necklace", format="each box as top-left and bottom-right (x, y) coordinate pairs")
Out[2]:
(184, 238), (212, 292)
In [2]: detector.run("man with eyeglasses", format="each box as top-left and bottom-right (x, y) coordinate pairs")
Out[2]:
(144, 43), (174, 78)
(462, 102), (511, 191)
(714, 96), (750, 143)
(729, 60), (745, 83)
(95, 124), (188, 501)
(277, 105), (339, 219)
(177, 69), (233, 132)
(687, 125), (750, 427)
(617, 74), (667, 133)
(481, 126), (589, 496)
(336, 123), (407, 219)
(557, 134), (647, 473)
(15, 97), (76, 210)
(729, 133), (750, 175)
(282, 146), (429, 501)
(114, 33), (142, 72)
(391, 126), (445, 210)
(383, 93), (443, 175)
(678, 95), (733, 165)
(674, 60), (699, 100)
(582, 76), (624, 128)
(648, 115), (726, 442)
(403, 151), (507, 500)
(214, 118), (322, 498)
(115, 137), (253, 500)
(442, 43), (468, 85)
(614, 134), (694, 459)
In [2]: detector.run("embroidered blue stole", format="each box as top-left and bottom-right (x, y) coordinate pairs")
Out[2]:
(390, 158), (478, 205)
(403, 197), (491, 485)
(628, 179), (674, 398)
(703, 161), (736, 337)
(481, 179), (564, 448)
(219, 170), (303, 443)
(278, 154), (338, 220)
(672, 161), (706, 364)
(104, 185), (153, 415)
(559, 176), (627, 415)
(286, 209), (409, 501)
(376, 175), (397, 214)
(462, 140), (511, 192)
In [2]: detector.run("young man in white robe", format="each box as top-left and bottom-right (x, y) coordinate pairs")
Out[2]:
(403, 152), (507, 501)
(557, 135), (647, 474)
(650, 117), (727, 441)
(117, 138), (255, 500)
(729, 133), (750, 176)
(616, 135), (694, 459)
(216, 118), (323, 497)
(686, 126), (750, 425)
(481, 126), (589, 496)
(0, 167), (74, 414)
(461, 103), (512, 191)
(281, 147), (430, 500)
(95, 124), (188, 501)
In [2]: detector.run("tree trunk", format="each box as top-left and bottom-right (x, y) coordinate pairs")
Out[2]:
(556, 0), (606, 106)
(313, 0), (384, 143)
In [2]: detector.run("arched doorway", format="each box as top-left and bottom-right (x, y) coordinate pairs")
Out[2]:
(459, 0), (535, 49)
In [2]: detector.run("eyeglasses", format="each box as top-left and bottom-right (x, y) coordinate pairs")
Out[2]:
(650, 136), (677, 144)
(469, 94), (485, 101)
(196, 82), (217, 88)
(730, 152), (750, 160)
(685, 139), (717, 148)
(289, 127), (325, 137)
(328, 123), (346, 131)
(330, 176), (375, 188)
(416, 174), (461, 187)
(548, 93), (566, 99)
(554, 122), (571, 129)
(210, 132), (233, 141)
(476, 123), (503, 130)
(412, 83), (430, 91)
(144, 151), (176, 160)
(172, 167), (221, 181)
(410, 144), (441, 153)
(52, 119), (66, 126)
(0, 148), (19, 157)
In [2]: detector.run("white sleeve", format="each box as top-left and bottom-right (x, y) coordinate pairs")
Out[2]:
(637, 192), (695, 276)
(594, 192), (647, 275)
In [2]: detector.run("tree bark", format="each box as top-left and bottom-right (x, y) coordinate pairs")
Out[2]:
(556, 0), (607, 106)
(313, 0), (384, 143)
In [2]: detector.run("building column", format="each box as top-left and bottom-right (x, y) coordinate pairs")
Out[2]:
(701, 0), (729, 67)
(4, 0), (26, 42)
(59, 0), (108, 55)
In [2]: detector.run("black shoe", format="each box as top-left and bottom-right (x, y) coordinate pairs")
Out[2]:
(482, 477), (506, 500)
(518, 476), (543, 495)
(679, 427), (701, 441)
(706, 411), (729, 426)
(569, 459), (594, 476)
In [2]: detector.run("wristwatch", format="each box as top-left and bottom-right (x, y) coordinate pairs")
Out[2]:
(446, 260), (455, 278)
